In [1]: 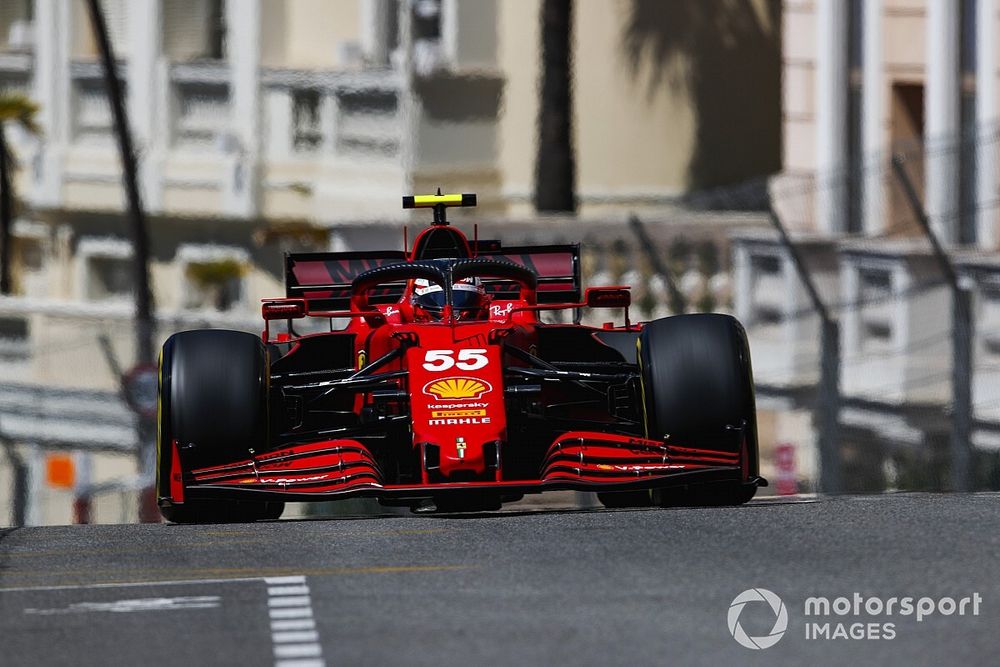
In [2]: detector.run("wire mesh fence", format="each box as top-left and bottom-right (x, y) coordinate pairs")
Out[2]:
(715, 129), (1000, 494)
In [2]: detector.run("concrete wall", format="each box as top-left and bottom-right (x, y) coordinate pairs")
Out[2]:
(499, 0), (781, 216)
(280, 0), (361, 69)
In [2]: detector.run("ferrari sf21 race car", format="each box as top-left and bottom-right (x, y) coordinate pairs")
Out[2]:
(156, 193), (766, 522)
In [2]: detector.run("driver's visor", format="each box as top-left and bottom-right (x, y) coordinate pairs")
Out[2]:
(417, 289), (483, 311)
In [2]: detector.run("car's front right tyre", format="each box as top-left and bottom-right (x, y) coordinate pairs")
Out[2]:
(157, 330), (283, 523)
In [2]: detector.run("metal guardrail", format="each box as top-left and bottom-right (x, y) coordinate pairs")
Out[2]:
(0, 295), (261, 329)
(0, 381), (137, 452)
(0, 297), (262, 456)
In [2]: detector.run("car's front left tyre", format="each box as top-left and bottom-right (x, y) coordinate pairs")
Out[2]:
(637, 314), (759, 508)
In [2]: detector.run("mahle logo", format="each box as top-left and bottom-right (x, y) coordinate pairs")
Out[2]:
(728, 588), (788, 650)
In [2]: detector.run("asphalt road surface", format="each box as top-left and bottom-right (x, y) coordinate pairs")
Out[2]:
(1, 493), (998, 667)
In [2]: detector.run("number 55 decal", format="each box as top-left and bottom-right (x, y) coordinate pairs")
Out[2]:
(422, 349), (489, 371)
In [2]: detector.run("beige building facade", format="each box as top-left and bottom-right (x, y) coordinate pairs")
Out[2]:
(2, 0), (781, 225)
(0, 0), (781, 524)
(737, 0), (1000, 493)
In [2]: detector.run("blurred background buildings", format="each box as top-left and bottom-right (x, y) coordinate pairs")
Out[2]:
(736, 0), (1000, 496)
(0, 0), (781, 523)
(2, 0), (997, 524)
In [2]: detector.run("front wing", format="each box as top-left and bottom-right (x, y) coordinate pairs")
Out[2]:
(165, 431), (749, 504)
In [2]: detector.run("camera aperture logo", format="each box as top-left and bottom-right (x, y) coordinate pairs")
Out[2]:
(728, 588), (788, 650)
(728, 589), (983, 648)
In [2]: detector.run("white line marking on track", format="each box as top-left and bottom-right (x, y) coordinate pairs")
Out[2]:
(0, 577), (263, 594)
(269, 606), (314, 619)
(271, 619), (316, 631)
(272, 631), (320, 643)
(269, 585), (310, 596)
(24, 596), (221, 615)
(266, 575), (325, 667)
(265, 576), (307, 585)
(5, 573), (329, 666)
(269, 595), (312, 607)
(274, 644), (323, 659)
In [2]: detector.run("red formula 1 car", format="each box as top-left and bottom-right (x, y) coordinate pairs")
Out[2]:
(156, 194), (765, 522)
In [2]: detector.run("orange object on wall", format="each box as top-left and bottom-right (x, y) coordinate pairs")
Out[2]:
(46, 454), (75, 489)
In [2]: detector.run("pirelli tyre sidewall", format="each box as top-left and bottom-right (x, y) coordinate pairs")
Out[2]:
(156, 335), (174, 505)
(638, 313), (759, 481)
(157, 329), (278, 523)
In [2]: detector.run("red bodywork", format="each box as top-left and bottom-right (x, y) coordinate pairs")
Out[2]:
(170, 221), (752, 506)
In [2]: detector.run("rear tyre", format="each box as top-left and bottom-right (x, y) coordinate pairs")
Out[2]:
(157, 330), (283, 523)
(638, 314), (758, 507)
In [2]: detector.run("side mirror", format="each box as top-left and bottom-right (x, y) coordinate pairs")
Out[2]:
(585, 287), (631, 309)
(262, 299), (306, 320)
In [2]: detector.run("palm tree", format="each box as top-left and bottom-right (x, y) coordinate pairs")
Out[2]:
(0, 92), (40, 295)
(534, 0), (576, 213)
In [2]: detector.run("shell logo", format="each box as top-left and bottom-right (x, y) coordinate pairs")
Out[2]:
(423, 377), (493, 401)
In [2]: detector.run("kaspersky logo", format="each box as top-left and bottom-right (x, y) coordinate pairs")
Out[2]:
(423, 377), (493, 401)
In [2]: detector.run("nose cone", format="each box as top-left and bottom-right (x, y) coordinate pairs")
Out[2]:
(405, 335), (507, 480)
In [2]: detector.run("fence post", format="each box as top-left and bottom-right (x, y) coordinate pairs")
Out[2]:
(818, 320), (842, 494)
(72, 450), (93, 524)
(891, 154), (973, 491)
(2, 438), (27, 526)
(767, 206), (842, 494)
(953, 288), (973, 489)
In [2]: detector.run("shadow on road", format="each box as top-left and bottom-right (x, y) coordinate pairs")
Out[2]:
(274, 495), (818, 524)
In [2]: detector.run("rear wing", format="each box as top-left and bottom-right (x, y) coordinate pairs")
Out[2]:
(285, 244), (581, 311)
(285, 251), (407, 311)
(476, 244), (581, 302)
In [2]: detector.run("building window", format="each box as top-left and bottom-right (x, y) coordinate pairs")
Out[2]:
(0, 0), (33, 53)
(74, 79), (117, 144)
(336, 89), (399, 156)
(184, 261), (243, 310)
(292, 89), (322, 152)
(979, 283), (1000, 356)
(858, 267), (891, 300)
(749, 252), (784, 326)
(179, 245), (248, 312)
(77, 237), (134, 302)
(17, 236), (43, 272)
(361, 0), (401, 66)
(0, 316), (30, 364)
(164, 0), (226, 61)
(413, 0), (442, 40)
(87, 256), (133, 300)
(411, 0), (443, 74)
(173, 82), (230, 149)
(208, 0), (226, 60)
(858, 267), (894, 351)
(9, 221), (48, 296)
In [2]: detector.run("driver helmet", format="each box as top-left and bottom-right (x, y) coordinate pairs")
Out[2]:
(412, 277), (488, 321)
